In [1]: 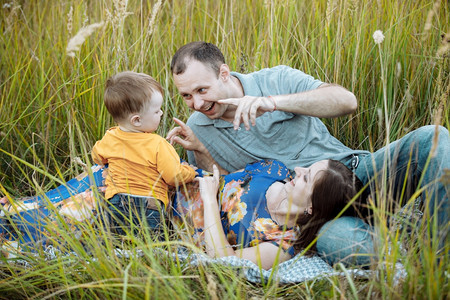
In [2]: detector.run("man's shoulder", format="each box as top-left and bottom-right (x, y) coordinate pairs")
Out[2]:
(258, 65), (309, 76)
(238, 65), (294, 76)
(242, 65), (314, 84)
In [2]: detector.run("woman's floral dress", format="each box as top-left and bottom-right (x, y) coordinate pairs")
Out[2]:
(173, 160), (297, 256)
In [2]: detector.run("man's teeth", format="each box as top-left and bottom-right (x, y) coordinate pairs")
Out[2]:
(204, 103), (213, 111)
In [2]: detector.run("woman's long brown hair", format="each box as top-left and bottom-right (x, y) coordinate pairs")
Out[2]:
(293, 160), (365, 255)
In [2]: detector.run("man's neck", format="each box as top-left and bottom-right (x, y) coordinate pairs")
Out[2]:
(231, 75), (245, 97)
(220, 75), (245, 123)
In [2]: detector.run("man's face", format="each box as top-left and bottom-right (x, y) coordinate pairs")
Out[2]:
(173, 60), (230, 120)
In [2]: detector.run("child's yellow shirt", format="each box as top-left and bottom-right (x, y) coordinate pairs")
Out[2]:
(92, 127), (196, 207)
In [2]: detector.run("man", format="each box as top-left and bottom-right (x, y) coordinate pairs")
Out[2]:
(166, 41), (449, 265)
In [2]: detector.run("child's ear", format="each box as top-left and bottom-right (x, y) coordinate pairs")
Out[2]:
(130, 114), (141, 127)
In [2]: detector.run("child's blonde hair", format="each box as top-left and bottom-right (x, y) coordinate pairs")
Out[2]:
(104, 71), (163, 122)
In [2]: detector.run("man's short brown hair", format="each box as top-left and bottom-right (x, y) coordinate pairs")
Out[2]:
(171, 41), (225, 76)
(104, 71), (163, 122)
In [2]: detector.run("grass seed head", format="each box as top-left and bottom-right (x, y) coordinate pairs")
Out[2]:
(67, 6), (73, 35)
(373, 30), (385, 45)
(66, 22), (104, 57)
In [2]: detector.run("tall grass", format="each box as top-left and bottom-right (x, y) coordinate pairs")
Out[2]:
(0, 0), (448, 298)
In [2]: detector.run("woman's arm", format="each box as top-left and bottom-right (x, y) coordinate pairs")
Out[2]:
(199, 165), (234, 257)
(198, 165), (292, 270)
(236, 243), (292, 270)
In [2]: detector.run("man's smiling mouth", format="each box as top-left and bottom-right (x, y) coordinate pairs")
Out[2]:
(204, 102), (214, 112)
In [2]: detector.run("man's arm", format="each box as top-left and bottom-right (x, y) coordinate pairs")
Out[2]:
(166, 117), (229, 174)
(192, 147), (228, 175)
(219, 83), (357, 130)
(273, 83), (357, 117)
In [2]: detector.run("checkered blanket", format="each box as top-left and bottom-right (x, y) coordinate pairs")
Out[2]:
(175, 250), (336, 283)
(170, 249), (406, 284)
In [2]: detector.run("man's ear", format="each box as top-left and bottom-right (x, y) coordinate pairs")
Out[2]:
(129, 114), (141, 127)
(219, 64), (231, 81)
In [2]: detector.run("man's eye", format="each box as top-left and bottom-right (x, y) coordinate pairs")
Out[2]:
(199, 88), (206, 93)
(183, 94), (191, 99)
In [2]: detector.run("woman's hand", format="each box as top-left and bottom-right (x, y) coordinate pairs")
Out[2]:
(197, 164), (220, 201)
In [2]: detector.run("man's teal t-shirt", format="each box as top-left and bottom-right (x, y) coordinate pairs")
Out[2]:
(186, 65), (369, 172)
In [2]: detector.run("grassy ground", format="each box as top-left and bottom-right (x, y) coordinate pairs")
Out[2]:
(0, 0), (449, 299)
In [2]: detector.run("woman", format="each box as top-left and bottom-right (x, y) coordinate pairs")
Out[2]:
(175, 159), (365, 270)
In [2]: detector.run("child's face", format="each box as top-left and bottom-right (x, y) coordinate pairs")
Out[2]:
(138, 91), (163, 133)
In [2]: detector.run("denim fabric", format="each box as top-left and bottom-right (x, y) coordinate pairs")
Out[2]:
(107, 194), (165, 239)
(318, 125), (449, 266)
(317, 217), (375, 267)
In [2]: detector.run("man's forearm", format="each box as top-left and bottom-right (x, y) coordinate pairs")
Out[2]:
(193, 148), (229, 175)
(272, 83), (357, 118)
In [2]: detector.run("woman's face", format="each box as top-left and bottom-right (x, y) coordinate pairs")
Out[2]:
(285, 160), (329, 212)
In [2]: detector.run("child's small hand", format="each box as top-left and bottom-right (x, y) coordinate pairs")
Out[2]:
(0, 196), (9, 205)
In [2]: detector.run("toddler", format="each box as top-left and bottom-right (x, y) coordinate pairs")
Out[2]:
(92, 71), (196, 238)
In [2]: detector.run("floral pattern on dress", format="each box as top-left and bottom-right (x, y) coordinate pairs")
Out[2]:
(220, 180), (247, 225)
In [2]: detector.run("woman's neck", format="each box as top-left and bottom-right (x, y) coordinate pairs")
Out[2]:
(266, 181), (301, 227)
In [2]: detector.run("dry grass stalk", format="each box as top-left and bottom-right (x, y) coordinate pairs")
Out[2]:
(82, 4), (89, 27)
(147, 0), (163, 36)
(349, 0), (359, 13)
(206, 274), (219, 300)
(436, 32), (450, 57)
(3, 2), (21, 34)
(422, 0), (441, 42)
(430, 103), (443, 158)
(326, 0), (337, 27)
(111, 0), (132, 27)
(67, 6), (73, 35)
(66, 22), (104, 57)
